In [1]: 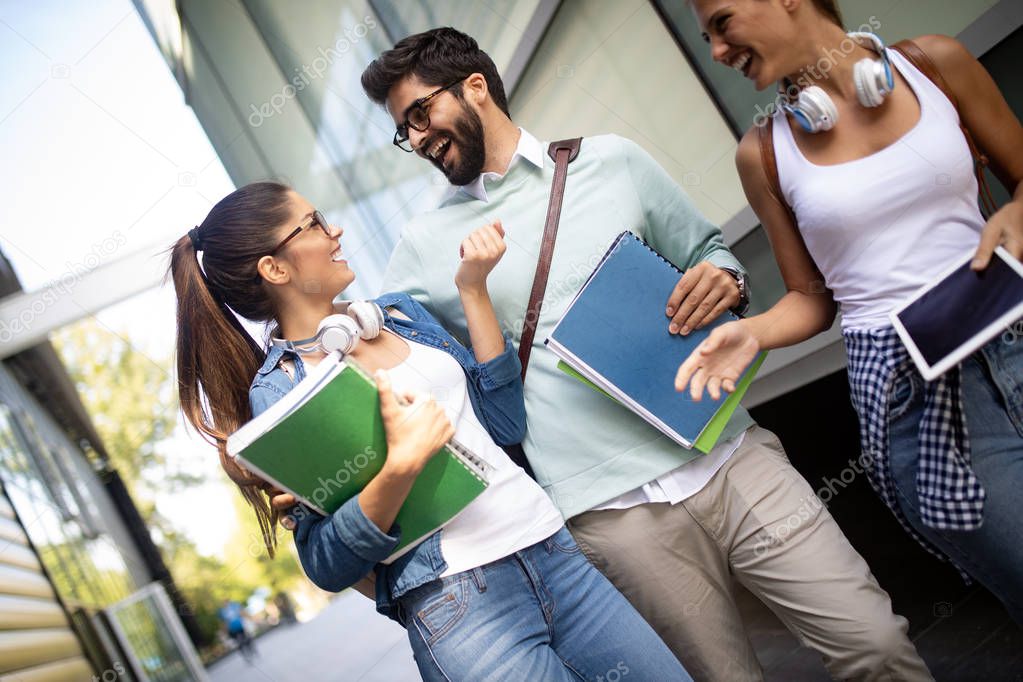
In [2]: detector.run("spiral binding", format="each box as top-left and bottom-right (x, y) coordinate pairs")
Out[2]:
(593, 231), (683, 282)
(447, 438), (490, 483)
(628, 231), (683, 274)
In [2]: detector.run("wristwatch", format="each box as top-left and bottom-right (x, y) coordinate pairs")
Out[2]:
(719, 267), (750, 316)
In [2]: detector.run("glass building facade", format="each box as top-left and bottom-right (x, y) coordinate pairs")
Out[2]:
(0, 250), (203, 680)
(133, 0), (1023, 406)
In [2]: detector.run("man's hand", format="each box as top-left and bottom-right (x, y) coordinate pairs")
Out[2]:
(665, 262), (741, 335)
(455, 221), (506, 294)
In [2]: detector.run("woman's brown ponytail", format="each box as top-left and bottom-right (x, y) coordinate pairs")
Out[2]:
(168, 182), (293, 556)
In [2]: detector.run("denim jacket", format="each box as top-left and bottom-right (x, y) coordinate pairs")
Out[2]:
(248, 292), (526, 622)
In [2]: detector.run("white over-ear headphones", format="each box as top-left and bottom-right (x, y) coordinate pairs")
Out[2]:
(270, 300), (384, 356)
(781, 32), (894, 133)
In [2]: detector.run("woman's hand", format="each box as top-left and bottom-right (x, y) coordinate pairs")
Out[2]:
(268, 373), (454, 531)
(455, 221), (506, 294)
(972, 200), (1023, 270)
(269, 490), (298, 530)
(375, 371), (455, 477)
(675, 320), (760, 401)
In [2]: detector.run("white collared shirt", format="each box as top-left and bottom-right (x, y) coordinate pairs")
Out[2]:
(445, 128), (545, 204)
(592, 432), (745, 510)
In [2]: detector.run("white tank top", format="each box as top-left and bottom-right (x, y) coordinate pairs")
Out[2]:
(772, 48), (985, 330)
(384, 336), (564, 576)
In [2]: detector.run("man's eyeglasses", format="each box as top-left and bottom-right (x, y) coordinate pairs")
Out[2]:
(392, 78), (465, 153)
(268, 210), (331, 256)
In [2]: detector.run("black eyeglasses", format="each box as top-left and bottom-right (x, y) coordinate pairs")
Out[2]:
(268, 210), (331, 256)
(392, 78), (465, 153)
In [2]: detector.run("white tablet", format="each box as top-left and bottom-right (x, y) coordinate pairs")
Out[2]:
(889, 246), (1023, 381)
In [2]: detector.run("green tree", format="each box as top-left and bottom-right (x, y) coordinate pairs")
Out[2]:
(54, 317), (302, 647)
(53, 319), (185, 492)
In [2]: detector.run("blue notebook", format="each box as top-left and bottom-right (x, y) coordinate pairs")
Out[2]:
(545, 231), (762, 450)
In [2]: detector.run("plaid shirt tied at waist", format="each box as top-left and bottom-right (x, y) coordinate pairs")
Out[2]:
(843, 326), (985, 573)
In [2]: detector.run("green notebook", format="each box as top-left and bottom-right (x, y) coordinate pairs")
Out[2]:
(556, 350), (766, 454)
(227, 354), (489, 559)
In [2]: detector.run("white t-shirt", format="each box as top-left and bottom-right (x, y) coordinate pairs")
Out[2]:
(385, 336), (564, 577)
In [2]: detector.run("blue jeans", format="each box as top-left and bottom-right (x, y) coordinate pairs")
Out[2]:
(888, 332), (1023, 621)
(398, 527), (690, 681)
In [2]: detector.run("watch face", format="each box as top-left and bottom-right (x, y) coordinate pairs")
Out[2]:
(724, 270), (750, 314)
(723, 269), (745, 292)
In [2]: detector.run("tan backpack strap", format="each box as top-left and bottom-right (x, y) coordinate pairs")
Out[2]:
(517, 137), (582, 381)
(892, 39), (997, 216)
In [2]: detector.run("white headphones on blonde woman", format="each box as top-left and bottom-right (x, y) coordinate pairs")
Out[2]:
(782, 32), (895, 133)
(270, 300), (384, 356)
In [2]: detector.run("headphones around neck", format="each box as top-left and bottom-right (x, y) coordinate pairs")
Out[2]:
(270, 300), (384, 356)
(781, 32), (894, 134)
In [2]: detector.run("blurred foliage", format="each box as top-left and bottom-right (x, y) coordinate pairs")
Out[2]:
(53, 318), (303, 647)
(54, 320), (181, 489)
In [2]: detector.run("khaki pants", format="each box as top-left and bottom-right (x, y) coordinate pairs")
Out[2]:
(567, 426), (932, 682)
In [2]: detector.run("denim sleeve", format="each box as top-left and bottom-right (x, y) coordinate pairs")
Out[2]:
(465, 335), (527, 445)
(290, 496), (400, 593)
(249, 382), (286, 418)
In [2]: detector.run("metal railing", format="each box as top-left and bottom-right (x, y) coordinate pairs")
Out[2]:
(103, 582), (209, 682)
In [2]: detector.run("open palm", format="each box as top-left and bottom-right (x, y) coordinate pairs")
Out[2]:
(675, 320), (760, 401)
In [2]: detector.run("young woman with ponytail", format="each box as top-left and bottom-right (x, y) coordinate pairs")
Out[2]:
(169, 182), (690, 681)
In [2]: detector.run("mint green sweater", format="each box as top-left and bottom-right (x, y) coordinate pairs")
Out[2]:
(382, 134), (755, 519)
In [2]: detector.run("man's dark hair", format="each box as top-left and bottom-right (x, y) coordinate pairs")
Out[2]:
(361, 27), (510, 117)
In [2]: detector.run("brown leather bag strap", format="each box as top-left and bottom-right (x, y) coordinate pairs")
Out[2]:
(892, 39), (998, 217)
(756, 117), (799, 226)
(892, 40), (955, 105)
(518, 137), (582, 381)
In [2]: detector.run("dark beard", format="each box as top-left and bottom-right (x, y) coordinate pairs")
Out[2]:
(442, 100), (486, 186)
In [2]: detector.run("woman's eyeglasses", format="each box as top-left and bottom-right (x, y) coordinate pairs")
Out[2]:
(268, 210), (331, 256)
(392, 78), (465, 153)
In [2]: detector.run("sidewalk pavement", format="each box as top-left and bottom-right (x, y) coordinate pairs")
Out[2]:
(207, 590), (421, 681)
